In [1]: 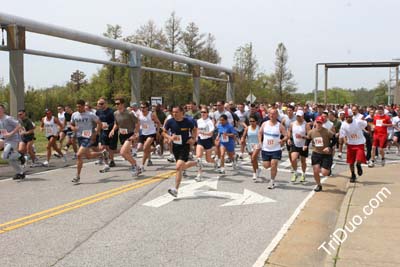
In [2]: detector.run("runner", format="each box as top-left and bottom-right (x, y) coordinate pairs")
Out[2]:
(281, 105), (297, 170)
(109, 97), (142, 176)
(369, 106), (392, 167)
(392, 112), (400, 155)
(0, 104), (25, 179)
(40, 109), (67, 167)
(137, 101), (161, 167)
(17, 109), (37, 165)
(96, 97), (117, 167)
(258, 108), (288, 189)
(57, 105), (67, 154)
(63, 105), (78, 159)
(216, 114), (238, 174)
(212, 100), (234, 167)
(194, 107), (216, 181)
(163, 106), (198, 197)
(339, 109), (367, 183)
(287, 110), (310, 183)
(304, 116), (336, 192)
(70, 99), (108, 184)
(241, 115), (261, 181)
(235, 103), (249, 159)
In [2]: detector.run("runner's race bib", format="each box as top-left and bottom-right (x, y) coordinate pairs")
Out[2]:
(376, 120), (383, 127)
(295, 133), (302, 139)
(221, 134), (229, 142)
(350, 133), (359, 140)
(0, 129), (6, 137)
(82, 130), (92, 138)
(266, 138), (275, 148)
(173, 134), (182, 145)
(119, 128), (128, 135)
(102, 122), (109, 130)
(142, 124), (148, 129)
(314, 137), (324, 147)
(46, 128), (53, 135)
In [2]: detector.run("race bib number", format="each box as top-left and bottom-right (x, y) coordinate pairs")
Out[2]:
(82, 130), (92, 138)
(119, 128), (128, 135)
(266, 138), (275, 148)
(350, 133), (359, 140)
(221, 134), (229, 142)
(0, 129), (6, 136)
(314, 137), (324, 147)
(376, 120), (383, 127)
(142, 124), (148, 129)
(173, 135), (182, 145)
(66, 122), (71, 127)
(45, 128), (53, 135)
(295, 133), (302, 139)
(102, 122), (109, 130)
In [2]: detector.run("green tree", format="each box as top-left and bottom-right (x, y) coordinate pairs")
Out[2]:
(70, 70), (87, 92)
(273, 43), (296, 102)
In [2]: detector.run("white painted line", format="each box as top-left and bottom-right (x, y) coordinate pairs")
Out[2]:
(252, 177), (328, 267)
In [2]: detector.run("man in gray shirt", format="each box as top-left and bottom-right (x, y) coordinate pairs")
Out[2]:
(70, 99), (108, 184)
(0, 104), (25, 179)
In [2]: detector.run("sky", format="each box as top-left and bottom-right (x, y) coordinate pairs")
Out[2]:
(1, 0), (400, 93)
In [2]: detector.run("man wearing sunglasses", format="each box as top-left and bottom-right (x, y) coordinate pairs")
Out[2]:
(17, 109), (36, 165)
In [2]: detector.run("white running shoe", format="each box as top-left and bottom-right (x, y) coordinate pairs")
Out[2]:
(168, 188), (178, 197)
(42, 160), (49, 167)
(62, 154), (67, 165)
(267, 180), (275, 189)
(252, 173), (258, 182)
(195, 173), (202, 182)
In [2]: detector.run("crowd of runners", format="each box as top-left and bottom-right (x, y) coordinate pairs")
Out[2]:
(1, 99), (399, 196)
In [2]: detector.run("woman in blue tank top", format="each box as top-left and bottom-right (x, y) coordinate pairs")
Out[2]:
(241, 115), (261, 181)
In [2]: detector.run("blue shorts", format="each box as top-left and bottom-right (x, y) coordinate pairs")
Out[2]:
(197, 138), (213, 150)
(262, 150), (282, 161)
(220, 141), (235, 153)
(77, 137), (94, 148)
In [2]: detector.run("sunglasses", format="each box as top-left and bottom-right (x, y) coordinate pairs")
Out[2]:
(201, 111), (207, 113)
(115, 102), (121, 105)
(141, 106), (147, 108)
(98, 103), (105, 105)
(249, 120), (256, 122)
(18, 113), (23, 116)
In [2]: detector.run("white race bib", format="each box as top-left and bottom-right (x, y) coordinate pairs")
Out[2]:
(142, 124), (149, 129)
(221, 134), (229, 142)
(102, 122), (109, 130)
(350, 133), (359, 140)
(314, 137), (324, 147)
(295, 133), (302, 139)
(0, 129), (6, 136)
(119, 128), (128, 135)
(173, 135), (182, 145)
(266, 138), (275, 148)
(82, 130), (92, 138)
(376, 120), (383, 127)
(66, 122), (71, 127)
(45, 128), (53, 135)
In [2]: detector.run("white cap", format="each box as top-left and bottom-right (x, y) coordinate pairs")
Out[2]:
(296, 110), (304, 116)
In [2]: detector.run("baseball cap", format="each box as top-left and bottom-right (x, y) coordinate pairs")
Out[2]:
(344, 109), (353, 118)
(315, 116), (324, 123)
(296, 110), (304, 117)
(130, 102), (138, 108)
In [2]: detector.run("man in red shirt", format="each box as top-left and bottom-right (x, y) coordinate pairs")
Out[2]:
(368, 106), (393, 167)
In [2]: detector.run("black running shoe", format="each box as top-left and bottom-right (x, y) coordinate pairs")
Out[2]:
(350, 173), (356, 183)
(109, 160), (116, 167)
(314, 184), (322, 192)
(12, 174), (21, 180)
(356, 163), (363, 176)
(19, 154), (26, 165)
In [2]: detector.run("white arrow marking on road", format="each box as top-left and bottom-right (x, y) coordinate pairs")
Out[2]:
(143, 176), (219, 208)
(143, 176), (276, 208)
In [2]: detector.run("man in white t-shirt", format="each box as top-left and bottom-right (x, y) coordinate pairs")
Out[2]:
(391, 114), (400, 155)
(339, 109), (367, 183)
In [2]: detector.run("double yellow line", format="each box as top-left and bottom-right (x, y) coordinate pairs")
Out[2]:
(0, 170), (175, 234)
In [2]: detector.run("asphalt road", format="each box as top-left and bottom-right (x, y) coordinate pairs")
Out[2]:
(1, 148), (399, 267)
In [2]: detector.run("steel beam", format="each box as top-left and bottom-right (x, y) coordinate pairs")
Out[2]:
(226, 73), (235, 102)
(0, 12), (233, 74)
(129, 51), (141, 104)
(192, 66), (200, 105)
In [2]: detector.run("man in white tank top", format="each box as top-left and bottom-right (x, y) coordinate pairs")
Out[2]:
(258, 109), (288, 189)
(287, 110), (310, 183)
(40, 109), (67, 167)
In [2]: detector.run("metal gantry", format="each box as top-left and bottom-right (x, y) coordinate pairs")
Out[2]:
(0, 12), (235, 116)
(315, 62), (400, 106)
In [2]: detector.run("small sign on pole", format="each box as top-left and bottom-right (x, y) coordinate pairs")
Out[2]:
(246, 93), (257, 103)
(150, 97), (163, 106)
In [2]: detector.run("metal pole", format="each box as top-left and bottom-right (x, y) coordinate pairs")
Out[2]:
(192, 65), (201, 105)
(395, 66), (399, 105)
(324, 66), (328, 106)
(388, 68), (392, 105)
(314, 64), (318, 103)
(226, 73), (235, 102)
(7, 24), (25, 117)
(129, 51), (141, 104)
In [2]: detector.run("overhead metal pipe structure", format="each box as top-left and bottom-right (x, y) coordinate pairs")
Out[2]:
(315, 61), (400, 105)
(0, 12), (233, 115)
